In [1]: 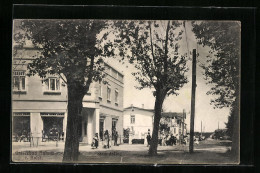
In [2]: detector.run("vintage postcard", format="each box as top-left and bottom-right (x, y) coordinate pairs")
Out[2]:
(11, 19), (240, 164)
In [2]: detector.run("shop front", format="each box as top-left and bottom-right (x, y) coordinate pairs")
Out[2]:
(41, 113), (65, 140)
(12, 112), (31, 142)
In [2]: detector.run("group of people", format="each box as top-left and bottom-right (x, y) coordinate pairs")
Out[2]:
(42, 127), (64, 141)
(161, 133), (178, 146)
(91, 129), (119, 149)
(14, 129), (30, 142)
(146, 132), (179, 147)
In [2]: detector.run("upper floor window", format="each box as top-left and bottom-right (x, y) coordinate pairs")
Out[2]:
(107, 86), (111, 102)
(44, 77), (60, 93)
(130, 115), (135, 124)
(99, 84), (102, 98)
(115, 89), (119, 104)
(13, 71), (26, 91)
(109, 68), (112, 76)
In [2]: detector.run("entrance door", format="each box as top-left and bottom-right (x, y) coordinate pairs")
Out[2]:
(99, 119), (104, 140)
(112, 118), (118, 139)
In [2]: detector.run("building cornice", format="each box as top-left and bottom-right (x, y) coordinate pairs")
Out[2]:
(124, 106), (154, 112)
(100, 104), (123, 112)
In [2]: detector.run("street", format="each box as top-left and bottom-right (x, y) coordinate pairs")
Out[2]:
(12, 138), (236, 164)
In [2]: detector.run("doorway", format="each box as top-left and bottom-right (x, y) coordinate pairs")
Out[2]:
(112, 118), (118, 138)
(99, 119), (104, 140)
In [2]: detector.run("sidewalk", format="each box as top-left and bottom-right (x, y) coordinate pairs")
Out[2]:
(12, 139), (231, 153)
(12, 141), (187, 153)
(12, 139), (235, 164)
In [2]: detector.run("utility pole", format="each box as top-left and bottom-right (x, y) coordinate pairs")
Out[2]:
(182, 109), (185, 141)
(189, 49), (197, 153)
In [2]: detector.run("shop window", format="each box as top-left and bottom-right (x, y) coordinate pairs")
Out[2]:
(12, 113), (30, 142)
(41, 116), (64, 137)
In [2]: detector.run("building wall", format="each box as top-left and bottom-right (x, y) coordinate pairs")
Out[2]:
(12, 47), (124, 145)
(97, 63), (124, 110)
(123, 107), (154, 139)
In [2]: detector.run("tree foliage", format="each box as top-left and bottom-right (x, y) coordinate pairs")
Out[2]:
(225, 110), (234, 137)
(192, 21), (240, 159)
(114, 20), (188, 155)
(114, 20), (188, 95)
(14, 20), (113, 88)
(192, 21), (240, 108)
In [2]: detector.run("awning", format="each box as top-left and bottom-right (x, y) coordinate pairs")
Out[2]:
(40, 112), (65, 117)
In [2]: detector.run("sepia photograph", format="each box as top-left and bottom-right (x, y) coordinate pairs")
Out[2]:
(11, 19), (240, 164)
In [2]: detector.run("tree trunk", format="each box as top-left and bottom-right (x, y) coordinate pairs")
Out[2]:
(63, 81), (85, 162)
(148, 90), (165, 156)
(231, 96), (239, 162)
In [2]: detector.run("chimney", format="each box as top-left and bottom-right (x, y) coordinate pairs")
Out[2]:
(142, 104), (144, 109)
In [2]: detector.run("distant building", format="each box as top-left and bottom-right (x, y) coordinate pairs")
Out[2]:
(123, 105), (154, 140)
(12, 46), (124, 145)
(123, 105), (187, 142)
(161, 112), (187, 139)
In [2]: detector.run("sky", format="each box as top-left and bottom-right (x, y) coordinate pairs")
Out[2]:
(106, 21), (231, 132)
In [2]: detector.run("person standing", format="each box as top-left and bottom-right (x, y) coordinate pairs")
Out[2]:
(146, 133), (151, 147)
(104, 130), (110, 148)
(114, 131), (118, 146)
(94, 133), (99, 148)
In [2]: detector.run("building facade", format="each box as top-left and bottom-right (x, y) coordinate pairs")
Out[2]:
(123, 105), (154, 140)
(161, 112), (187, 139)
(12, 46), (124, 145)
(123, 105), (187, 142)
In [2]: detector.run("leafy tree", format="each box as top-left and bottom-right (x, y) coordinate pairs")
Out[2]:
(225, 115), (233, 137)
(213, 129), (227, 140)
(192, 21), (240, 159)
(114, 20), (188, 155)
(225, 103), (235, 137)
(14, 19), (112, 161)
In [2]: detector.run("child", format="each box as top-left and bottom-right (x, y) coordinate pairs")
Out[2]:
(92, 133), (99, 149)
